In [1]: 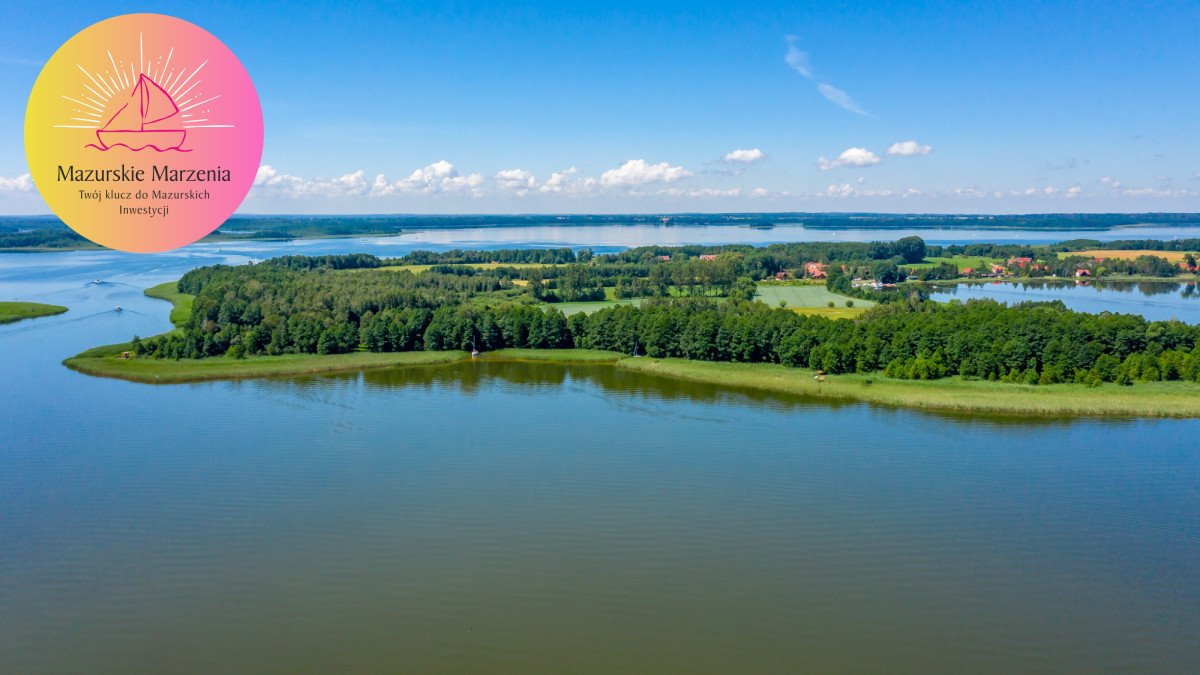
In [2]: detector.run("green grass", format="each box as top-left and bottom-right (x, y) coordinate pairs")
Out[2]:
(906, 256), (1000, 272)
(479, 348), (626, 362)
(615, 358), (1200, 418)
(754, 284), (873, 309)
(546, 298), (645, 316)
(65, 350), (468, 384)
(65, 347), (629, 384)
(789, 306), (869, 319)
(143, 281), (194, 330)
(0, 301), (67, 324)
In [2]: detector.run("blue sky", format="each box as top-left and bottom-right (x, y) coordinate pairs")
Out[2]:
(2, 0), (1198, 214)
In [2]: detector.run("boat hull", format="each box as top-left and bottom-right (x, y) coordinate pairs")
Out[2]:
(95, 130), (187, 151)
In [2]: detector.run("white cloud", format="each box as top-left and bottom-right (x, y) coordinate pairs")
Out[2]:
(1066, 186), (1082, 198)
(953, 187), (988, 198)
(253, 165), (368, 197)
(600, 159), (692, 188)
(656, 187), (741, 198)
(538, 167), (597, 195)
(494, 168), (537, 196)
(372, 160), (485, 197)
(816, 83), (868, 116)
(886, 140), (932, 156)
(751, 187), (770, 198)
(0, 173), (34, 192)
(818, 147), (881, 170)
(784, 38), (869, 116)
(1100, 176), (1122, 189)
(723, 148), (765, 164)
(825, 183), (856, 198)
(784, 36), (812, 78)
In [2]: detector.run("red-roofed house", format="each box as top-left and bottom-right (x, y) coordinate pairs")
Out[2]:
(699, 254), (718, 261)
(804, 262), (827, 279)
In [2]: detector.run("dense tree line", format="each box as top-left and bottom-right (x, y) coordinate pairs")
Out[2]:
(1053, 238), (1200, 252)
(398, 247), (583, 265)
(0, 229), (99, 249)
(133, 257), (1200, 386)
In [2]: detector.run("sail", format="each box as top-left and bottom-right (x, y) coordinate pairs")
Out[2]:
(138, 75), (179, 126)
(100, 74), (180, 132)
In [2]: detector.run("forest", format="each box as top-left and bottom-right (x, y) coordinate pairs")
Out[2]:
(131, 250), (1200, 386)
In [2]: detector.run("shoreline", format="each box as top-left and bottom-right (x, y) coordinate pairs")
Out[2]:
(614, 358), (1200, 418)
(65, 348), (468, 383)
(65, 344), (1200, 417)
(62, 280), (1200, 417)
(0, 301), (68, 324)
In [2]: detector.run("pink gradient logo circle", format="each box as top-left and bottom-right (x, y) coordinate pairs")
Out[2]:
(25, 14), (263, 253)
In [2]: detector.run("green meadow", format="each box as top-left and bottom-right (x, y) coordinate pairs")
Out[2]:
(0, 301), (67, 324)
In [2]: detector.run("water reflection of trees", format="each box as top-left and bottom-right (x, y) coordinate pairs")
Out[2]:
(312, 359), (1135, 429)
(936, 280), (1198, 299)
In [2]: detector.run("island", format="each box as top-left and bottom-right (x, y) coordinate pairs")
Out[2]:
(1, 301), (67, 324)
(65, 238), (1200, 417)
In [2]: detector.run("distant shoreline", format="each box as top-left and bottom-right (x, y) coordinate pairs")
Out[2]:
(6, 212), (1200, 252)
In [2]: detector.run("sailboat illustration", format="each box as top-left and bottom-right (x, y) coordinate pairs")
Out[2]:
(93, 73), (188, 152)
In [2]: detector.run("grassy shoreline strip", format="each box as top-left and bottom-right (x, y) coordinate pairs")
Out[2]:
(144, 281), (194, 330)
(1, 301), (68, 324)
(614, 357), (1200, 418)
(480, 348), (625, 362)
(0, 301), (68, 324)
(65, 350), (469, 384)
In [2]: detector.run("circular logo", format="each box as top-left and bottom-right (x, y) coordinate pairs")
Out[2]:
(25, 14), (263, 253)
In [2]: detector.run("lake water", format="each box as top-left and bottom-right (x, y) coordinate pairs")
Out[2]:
(2, 230), (1199, 672)
(930, 280), (1200, 323)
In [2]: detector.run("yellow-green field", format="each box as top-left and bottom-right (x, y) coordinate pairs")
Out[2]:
(0, 301), (67, 324)
(754, 284), (872, 309)
(907, 256), (1000, 271)
(1073, 249), (1197, 262)
(789, 306), (869, 319)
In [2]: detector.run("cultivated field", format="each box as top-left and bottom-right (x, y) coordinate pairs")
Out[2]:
(1074, 249), (1197, 262)
(755, 284), (873, 309)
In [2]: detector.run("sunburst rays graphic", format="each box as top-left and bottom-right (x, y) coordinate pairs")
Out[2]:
(56, 31), (233, 152)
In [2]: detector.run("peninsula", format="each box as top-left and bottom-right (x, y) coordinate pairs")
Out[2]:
(65, 239), (1200, 417)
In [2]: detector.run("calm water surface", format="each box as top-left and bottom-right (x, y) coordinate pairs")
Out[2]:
(931, 280), (1200, 323)
(2, 231), (1199, 672)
